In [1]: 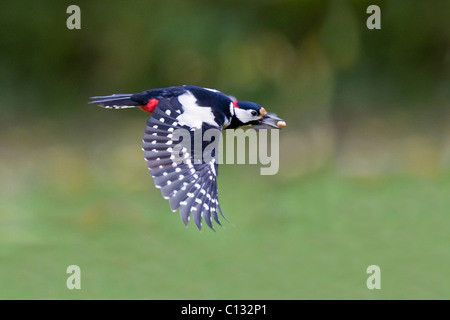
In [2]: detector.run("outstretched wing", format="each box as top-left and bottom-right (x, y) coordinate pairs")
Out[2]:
(142, 97), (227, 231)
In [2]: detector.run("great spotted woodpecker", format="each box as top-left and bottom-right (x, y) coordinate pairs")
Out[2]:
(90, 85), (286, 231)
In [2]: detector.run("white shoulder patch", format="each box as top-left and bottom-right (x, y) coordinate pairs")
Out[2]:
(177, 91), (218, 129)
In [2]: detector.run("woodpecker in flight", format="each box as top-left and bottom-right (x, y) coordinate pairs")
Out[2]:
(90, 85), (286, 231)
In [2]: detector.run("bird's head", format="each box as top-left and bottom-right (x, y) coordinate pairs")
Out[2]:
(231, 101), (286, 129)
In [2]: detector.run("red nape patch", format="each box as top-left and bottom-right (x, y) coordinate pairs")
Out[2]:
(233, 101), (239, 109)
(140, 99), (159, 113)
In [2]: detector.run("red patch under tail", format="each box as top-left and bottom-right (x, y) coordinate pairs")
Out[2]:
(140, 99), (159, 113)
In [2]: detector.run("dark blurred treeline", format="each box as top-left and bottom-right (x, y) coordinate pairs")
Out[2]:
(0, 0), (448, 121)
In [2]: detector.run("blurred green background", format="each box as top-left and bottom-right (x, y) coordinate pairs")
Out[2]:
(1, 0), (449, 299)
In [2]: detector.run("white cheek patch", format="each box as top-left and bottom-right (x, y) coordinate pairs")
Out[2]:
(234, 108), (257, 124)
(176, 91), (218, 129)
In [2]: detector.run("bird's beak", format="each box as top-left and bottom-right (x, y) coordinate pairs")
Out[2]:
(260, 107), (268, 117)
(258, 113), (287, 129)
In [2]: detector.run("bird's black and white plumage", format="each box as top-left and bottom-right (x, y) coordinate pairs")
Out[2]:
(90, 85), (286, 231)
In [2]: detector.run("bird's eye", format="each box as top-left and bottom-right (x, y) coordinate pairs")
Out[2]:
(251, 110), (258, 116)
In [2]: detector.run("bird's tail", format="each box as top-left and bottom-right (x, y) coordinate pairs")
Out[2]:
(89, 94), (140, 109)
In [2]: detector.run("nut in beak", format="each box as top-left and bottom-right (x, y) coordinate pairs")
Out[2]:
(277, 121), (286, 128)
